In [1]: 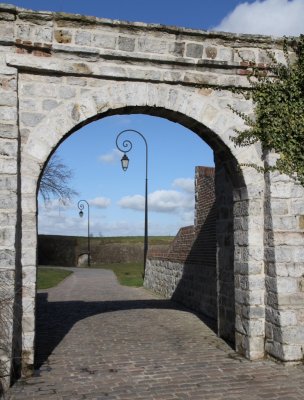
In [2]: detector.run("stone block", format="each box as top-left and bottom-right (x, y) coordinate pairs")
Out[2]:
(75, 31), (92, 46)
(42, 99), (60, 111)
(138, 38), (168, 54)
(0, 211), (16, 228)
(0, 192), (16, 209)
(272, 216), (297, 231)
(274, 325), (304, 345)
(20, 112), (44, 127)
(93, 33), (116, 49)
(118, 36), (135, 52)
(54, 29), (72, 44)
(168, 42), (185, 57)
(242, 305), (265, 319)
(21, 176), (37, 194)
(0, 157), (17, 174)
(219, 47), (233, 62)
(0, 138), (17, 157)
(270, 199), (289, 215)
(0, 20), (14, 41)
(273, 232), (303, 246)
(0, 90), (17, 107)
(290, 198), (304, 215)
(270, 181), (293, 198)
(186, 43), (204, 58)
(0, 123), (17, 139)
(22, 313), (35, 332)
(205, 46), (217, 59)
(0, 227), (15, 246)
(235, 49), (256, 62)
(58, 86), (76, 99)
(19, 98), (36, 110)
(21, 194), (37, 214)
(294, 247), (304, 262)
(0, 249), (15, 268)
(0, 106), (17, 122)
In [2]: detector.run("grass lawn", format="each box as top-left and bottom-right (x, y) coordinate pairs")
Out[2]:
(92, 262), (144, 287)
(37, 267), (73, 290)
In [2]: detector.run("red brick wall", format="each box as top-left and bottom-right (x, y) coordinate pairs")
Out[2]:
(147, 226), (195, 262)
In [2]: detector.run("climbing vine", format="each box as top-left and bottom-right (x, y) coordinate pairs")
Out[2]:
(230, 35), (304, 186)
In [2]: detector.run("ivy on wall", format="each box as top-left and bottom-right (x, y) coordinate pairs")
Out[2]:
(230, 35), (304, 186)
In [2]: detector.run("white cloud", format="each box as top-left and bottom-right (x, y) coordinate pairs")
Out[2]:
(99, 148), (121, 164)
(149, 190), (194, 212)
(213, 0), (304, 36)
(118, 190), (194, 213)
(89, 197), (111, 208)
(172, 178), (194, 194)
(117, 194), (145, 211)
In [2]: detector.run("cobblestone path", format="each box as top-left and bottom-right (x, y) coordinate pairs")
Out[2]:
(7, 268), (304, 400)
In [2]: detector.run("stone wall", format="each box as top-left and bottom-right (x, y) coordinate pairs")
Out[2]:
(38, 235), (165, 266)
(0, 11), (20, 391)
(264, 152), (304, 361)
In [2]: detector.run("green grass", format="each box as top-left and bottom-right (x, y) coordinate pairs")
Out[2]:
(76, 235), (173, 246)
(92, 262), (144, 287)
(37, 267), (73, 290)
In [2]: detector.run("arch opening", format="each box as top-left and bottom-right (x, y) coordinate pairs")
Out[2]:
(34, 108), (246, 361)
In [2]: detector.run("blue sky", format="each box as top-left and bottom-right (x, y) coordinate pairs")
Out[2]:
(12, 0), (303, 237)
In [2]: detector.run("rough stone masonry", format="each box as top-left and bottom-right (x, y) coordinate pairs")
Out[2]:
(0, 2), (303, 392)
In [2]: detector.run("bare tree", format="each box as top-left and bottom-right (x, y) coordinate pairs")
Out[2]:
(39, 154), (78, 205)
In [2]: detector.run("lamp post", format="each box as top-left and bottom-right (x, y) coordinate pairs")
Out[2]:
(116, 129), (148, 277)
(77, 199), (91, 267)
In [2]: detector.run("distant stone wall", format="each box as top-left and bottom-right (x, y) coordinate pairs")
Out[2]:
(145, 167), (218, 322)
(38, 235), (167, 266)
(38, 235), (78, 266)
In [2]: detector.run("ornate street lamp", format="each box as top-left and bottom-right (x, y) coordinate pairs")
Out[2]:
(77, 199), (91, 267)
(116, 129), (148, 277)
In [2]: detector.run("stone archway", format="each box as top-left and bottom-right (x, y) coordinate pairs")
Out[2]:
(19, 80), (264, 372)
(0, 5), (303, 391)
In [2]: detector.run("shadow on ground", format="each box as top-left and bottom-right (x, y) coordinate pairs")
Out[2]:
(35, 292), (218, 369)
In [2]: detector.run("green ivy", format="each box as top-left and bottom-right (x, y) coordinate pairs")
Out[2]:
(229, 35), (304, 186)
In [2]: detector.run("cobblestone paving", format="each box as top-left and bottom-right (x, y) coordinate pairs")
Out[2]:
(7, 268), (304, 400)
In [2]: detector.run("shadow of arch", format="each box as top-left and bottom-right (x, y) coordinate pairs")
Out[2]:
(34, 292), (217, 369)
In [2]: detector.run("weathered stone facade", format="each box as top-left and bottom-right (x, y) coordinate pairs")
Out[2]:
(0, 3), (303, 391)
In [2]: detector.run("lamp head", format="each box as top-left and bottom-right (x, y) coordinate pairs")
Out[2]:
(121, 153), (129, 171)
(79, 210), (84, 218)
